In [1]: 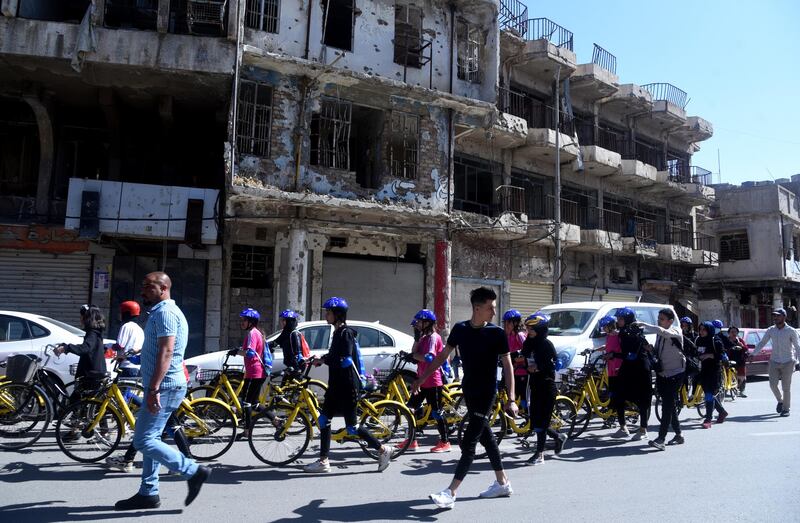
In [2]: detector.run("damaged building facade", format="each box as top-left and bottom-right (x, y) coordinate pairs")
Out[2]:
(0, 0), (717, 353)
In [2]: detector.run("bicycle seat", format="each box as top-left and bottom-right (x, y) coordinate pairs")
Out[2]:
(728, 360), (737, 366)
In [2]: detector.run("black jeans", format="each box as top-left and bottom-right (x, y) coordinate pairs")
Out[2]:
(407, 386), (447, 442)
(454, 398), (503, 481)
(656, 373), (684, 440)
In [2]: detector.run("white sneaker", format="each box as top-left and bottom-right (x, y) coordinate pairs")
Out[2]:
(303, 459), (331, 473)
(105, 456), (134, 473)
(377, 446), (392, 472)
(632, 428), (648, 441)
(612, 427), (630, 438)
(478, 480), (513, 498)
(429, 488), (456, 509)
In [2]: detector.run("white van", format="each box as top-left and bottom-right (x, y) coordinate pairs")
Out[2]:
(535, 302), (679, 371)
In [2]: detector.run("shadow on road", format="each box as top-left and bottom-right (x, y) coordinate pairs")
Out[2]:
(0, 501), (182, 523)
(271, 497), (462, 522)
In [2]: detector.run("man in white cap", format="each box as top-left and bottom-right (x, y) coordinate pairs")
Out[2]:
(753, 308), (799, 417)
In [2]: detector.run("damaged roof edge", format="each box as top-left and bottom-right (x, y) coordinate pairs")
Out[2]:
(228, 183), (452, 222)
(241, 46), (496, 119)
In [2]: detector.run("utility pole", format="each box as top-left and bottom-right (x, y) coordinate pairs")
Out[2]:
(553, 65), (562, 304)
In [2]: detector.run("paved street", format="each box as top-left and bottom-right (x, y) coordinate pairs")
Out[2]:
(1, 375), (798, 523)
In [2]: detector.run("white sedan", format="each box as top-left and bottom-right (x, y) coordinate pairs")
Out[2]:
(185, 320), (415, 386)
(0, 310), (116, 388)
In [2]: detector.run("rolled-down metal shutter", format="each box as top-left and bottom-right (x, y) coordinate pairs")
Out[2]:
(603, 289), (642, 302)
(509, 281), (553, 315)
(561, 286), (602, 303)
(0, 250), (91, 324)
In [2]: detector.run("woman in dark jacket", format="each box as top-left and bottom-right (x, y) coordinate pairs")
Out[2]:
(303, 297), (391, 474)
(522, 313), (567, 465)
(55, 304), (107, 400)
(615, 307), (652, 441)
(696, 321), (728, 429)
(272, 309), (303, 370)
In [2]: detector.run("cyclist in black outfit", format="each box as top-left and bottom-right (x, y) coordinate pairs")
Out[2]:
(55, 305), (107, 401)
(522, 313), (567, 465)
(413, 287), (518, 510)
(272, 309), (304, 370)
(615, 307), (652, 441)
(303, 297), (392, 473)
(697, 321), (728, 429)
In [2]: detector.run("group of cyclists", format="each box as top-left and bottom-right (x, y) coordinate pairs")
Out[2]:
(27, 281), (794, 512)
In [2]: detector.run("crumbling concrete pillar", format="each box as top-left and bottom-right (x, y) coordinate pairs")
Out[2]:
(285, 224), (308, 315)
(1, 0), (19, 18)
(434, 240), (452, 335)
(773, 287), (784, 312)
(93, 0), (106, 26)
(157, 0), (169, 33)
(227, 0), (240, 42)
(23, 93), (54, 221)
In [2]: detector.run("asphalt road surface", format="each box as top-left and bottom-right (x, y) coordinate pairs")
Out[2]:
(1, 375), (798, 522)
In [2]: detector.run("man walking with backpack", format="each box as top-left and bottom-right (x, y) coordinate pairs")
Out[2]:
(412, 287), (518, 510)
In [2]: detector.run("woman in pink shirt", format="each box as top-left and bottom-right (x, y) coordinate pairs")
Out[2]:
(504, 310), (529, 409)
(400, 309), (451, 453)
(598, 315), (626, 435)
(228, 307), (268, 438)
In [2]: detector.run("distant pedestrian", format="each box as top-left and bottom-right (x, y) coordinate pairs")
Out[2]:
(115, 301), (144, 379)
(753, 308), (800, 417)
(726, 327), (749, 397)
(114, 272), (210, 511)
(696, 321), (728, 429)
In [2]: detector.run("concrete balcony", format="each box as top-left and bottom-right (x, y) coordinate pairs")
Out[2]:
(570, 45), (619, 101)
(519, 128), (580, 163)
(527, 220), (581, 247)
(604, 84), (653, 116)
(578, 145), (621, 176)
(622, 237), (657, 257)
(615, 159), (657, 186)
(642, 83), (688, 128)
(656, 243), (694, 264)
(501, 18), (577, 83)
(672, 116), (714, 144)
(692, 233), (719, 267)
(579, 229), (623, 253)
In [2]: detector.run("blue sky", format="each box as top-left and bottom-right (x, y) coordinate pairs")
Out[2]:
(522, 0), (800, 184)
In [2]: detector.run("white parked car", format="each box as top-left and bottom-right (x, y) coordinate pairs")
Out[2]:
(185, 320), (416, 386)
(0, 310), (116, 387)
(536, 302), (680, 372)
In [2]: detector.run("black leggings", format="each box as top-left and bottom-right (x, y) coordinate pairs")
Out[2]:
(124, 412), (190, 461)
(454, 400), (503, 481)
(407, 387), (447, 442)
(656, 374), (683, 440)
(318, 398), (382, 459)
(241, 377), (266, 431)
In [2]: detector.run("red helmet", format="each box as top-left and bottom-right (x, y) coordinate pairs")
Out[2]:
(120, 301), (141, 316)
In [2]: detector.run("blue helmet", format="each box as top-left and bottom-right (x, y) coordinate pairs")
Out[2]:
(279, 309), (297, 319)
(679, 316), (693, 325)
(615, 307), (636, 323)
(323, 297), (349, 311)
(700, 320), (715, 335)
(598, 315), (616, 329)
(502, 309), (522, 322)
(414, 309), (437, 323)
(711, 319), (723, 329)
(240, 308), (260, 321)
(524, 313), (549, 327)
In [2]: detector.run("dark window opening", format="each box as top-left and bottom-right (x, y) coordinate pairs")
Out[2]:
(454, 155), (495, 216)
(17, 0), (90, 23)
(236, 80), (273, 158)
(456, 20), (482, 83)
(322, 0), (354, 51)
(104, 0), (158, 30)
(231, 245), (274, 288)
(394, 3), (423, 68)
(511, 171), (551, 220)
(719, 231), (750, 262)
(389, 111), (418, 179)
(310, 98), (352, 170)
(0, 100), (39, 200)
(245, 0), (279, 33)
(350, 105), (383, 188)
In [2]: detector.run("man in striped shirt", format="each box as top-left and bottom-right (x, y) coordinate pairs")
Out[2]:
(115, 272), (210, 511)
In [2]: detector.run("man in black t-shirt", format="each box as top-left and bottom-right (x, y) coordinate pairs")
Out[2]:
(412, 287), (518, 510)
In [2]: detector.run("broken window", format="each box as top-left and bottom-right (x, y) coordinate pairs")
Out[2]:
(394, 3), (423, 68)
(103, 0), (158, 30)
(453, 155), (495, 216)
(322, 0), (354, 51)
(310, 98), (352, 170)
(236, 80), (273, 157)
(0, 101), (39, 199)
(350, 106), (383, 188)
(245, 0), (280, 33)
(389, 112), (418, 179)
(17, 0), (90, 23)
(457, 20), (482, 83)
(719, 231), (750, 262)
(231, 245), (273, 288)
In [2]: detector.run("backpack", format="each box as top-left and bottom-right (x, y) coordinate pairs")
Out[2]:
(261, 342), (273, 370)
(298, 332), (311, 359)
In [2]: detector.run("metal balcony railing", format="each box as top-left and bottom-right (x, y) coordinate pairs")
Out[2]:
(691, 166), (712, 186)
(695, 232), (717, 251)
(104, 0), (158, 30)
(620, 140), (664, 170)
(620, 215), (656, 243)
(591, 43), (617, 75)
(668, 225), (693, 248)
(667, 159), (691, 183)
(499, 0), (528, 35)
(642, 83), (689, 109)
(498, 87), (574, 134)
(523, 18), (574, 51)
(496, 185), (526, 217)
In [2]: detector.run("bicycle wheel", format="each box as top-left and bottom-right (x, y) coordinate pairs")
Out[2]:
(551, 397), (577, 436)
(180, 398), (237, 461)
(568, 397), (592, 440)
(56, 399), (123, 462)
(359, 400), (415, 459)
(0, 383), (53, 450)
(456, 405), (507, 459)
(442, 392), (467, 435)
(188, 385), (226, 401)
(248, 405), (311, 466)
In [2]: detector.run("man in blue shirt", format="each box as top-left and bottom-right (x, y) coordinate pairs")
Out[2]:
(115, 272), (210, 511)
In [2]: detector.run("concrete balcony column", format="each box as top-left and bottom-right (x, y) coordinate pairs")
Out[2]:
(93, 0), (106, 26)
(1, 0), (18, 18)
(23, 92), (54, 220)
(283, 224), (309, 318)
(157, 0), (169, 33)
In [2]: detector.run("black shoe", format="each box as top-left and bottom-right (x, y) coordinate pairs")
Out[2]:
(185, 465), (211, 506)
(115, 493), (161, 511)
(667, 435), (685, 446)
(554, 434), (568, 455)
(780, 410), (790, 417)
(777, 402), (783, 413)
